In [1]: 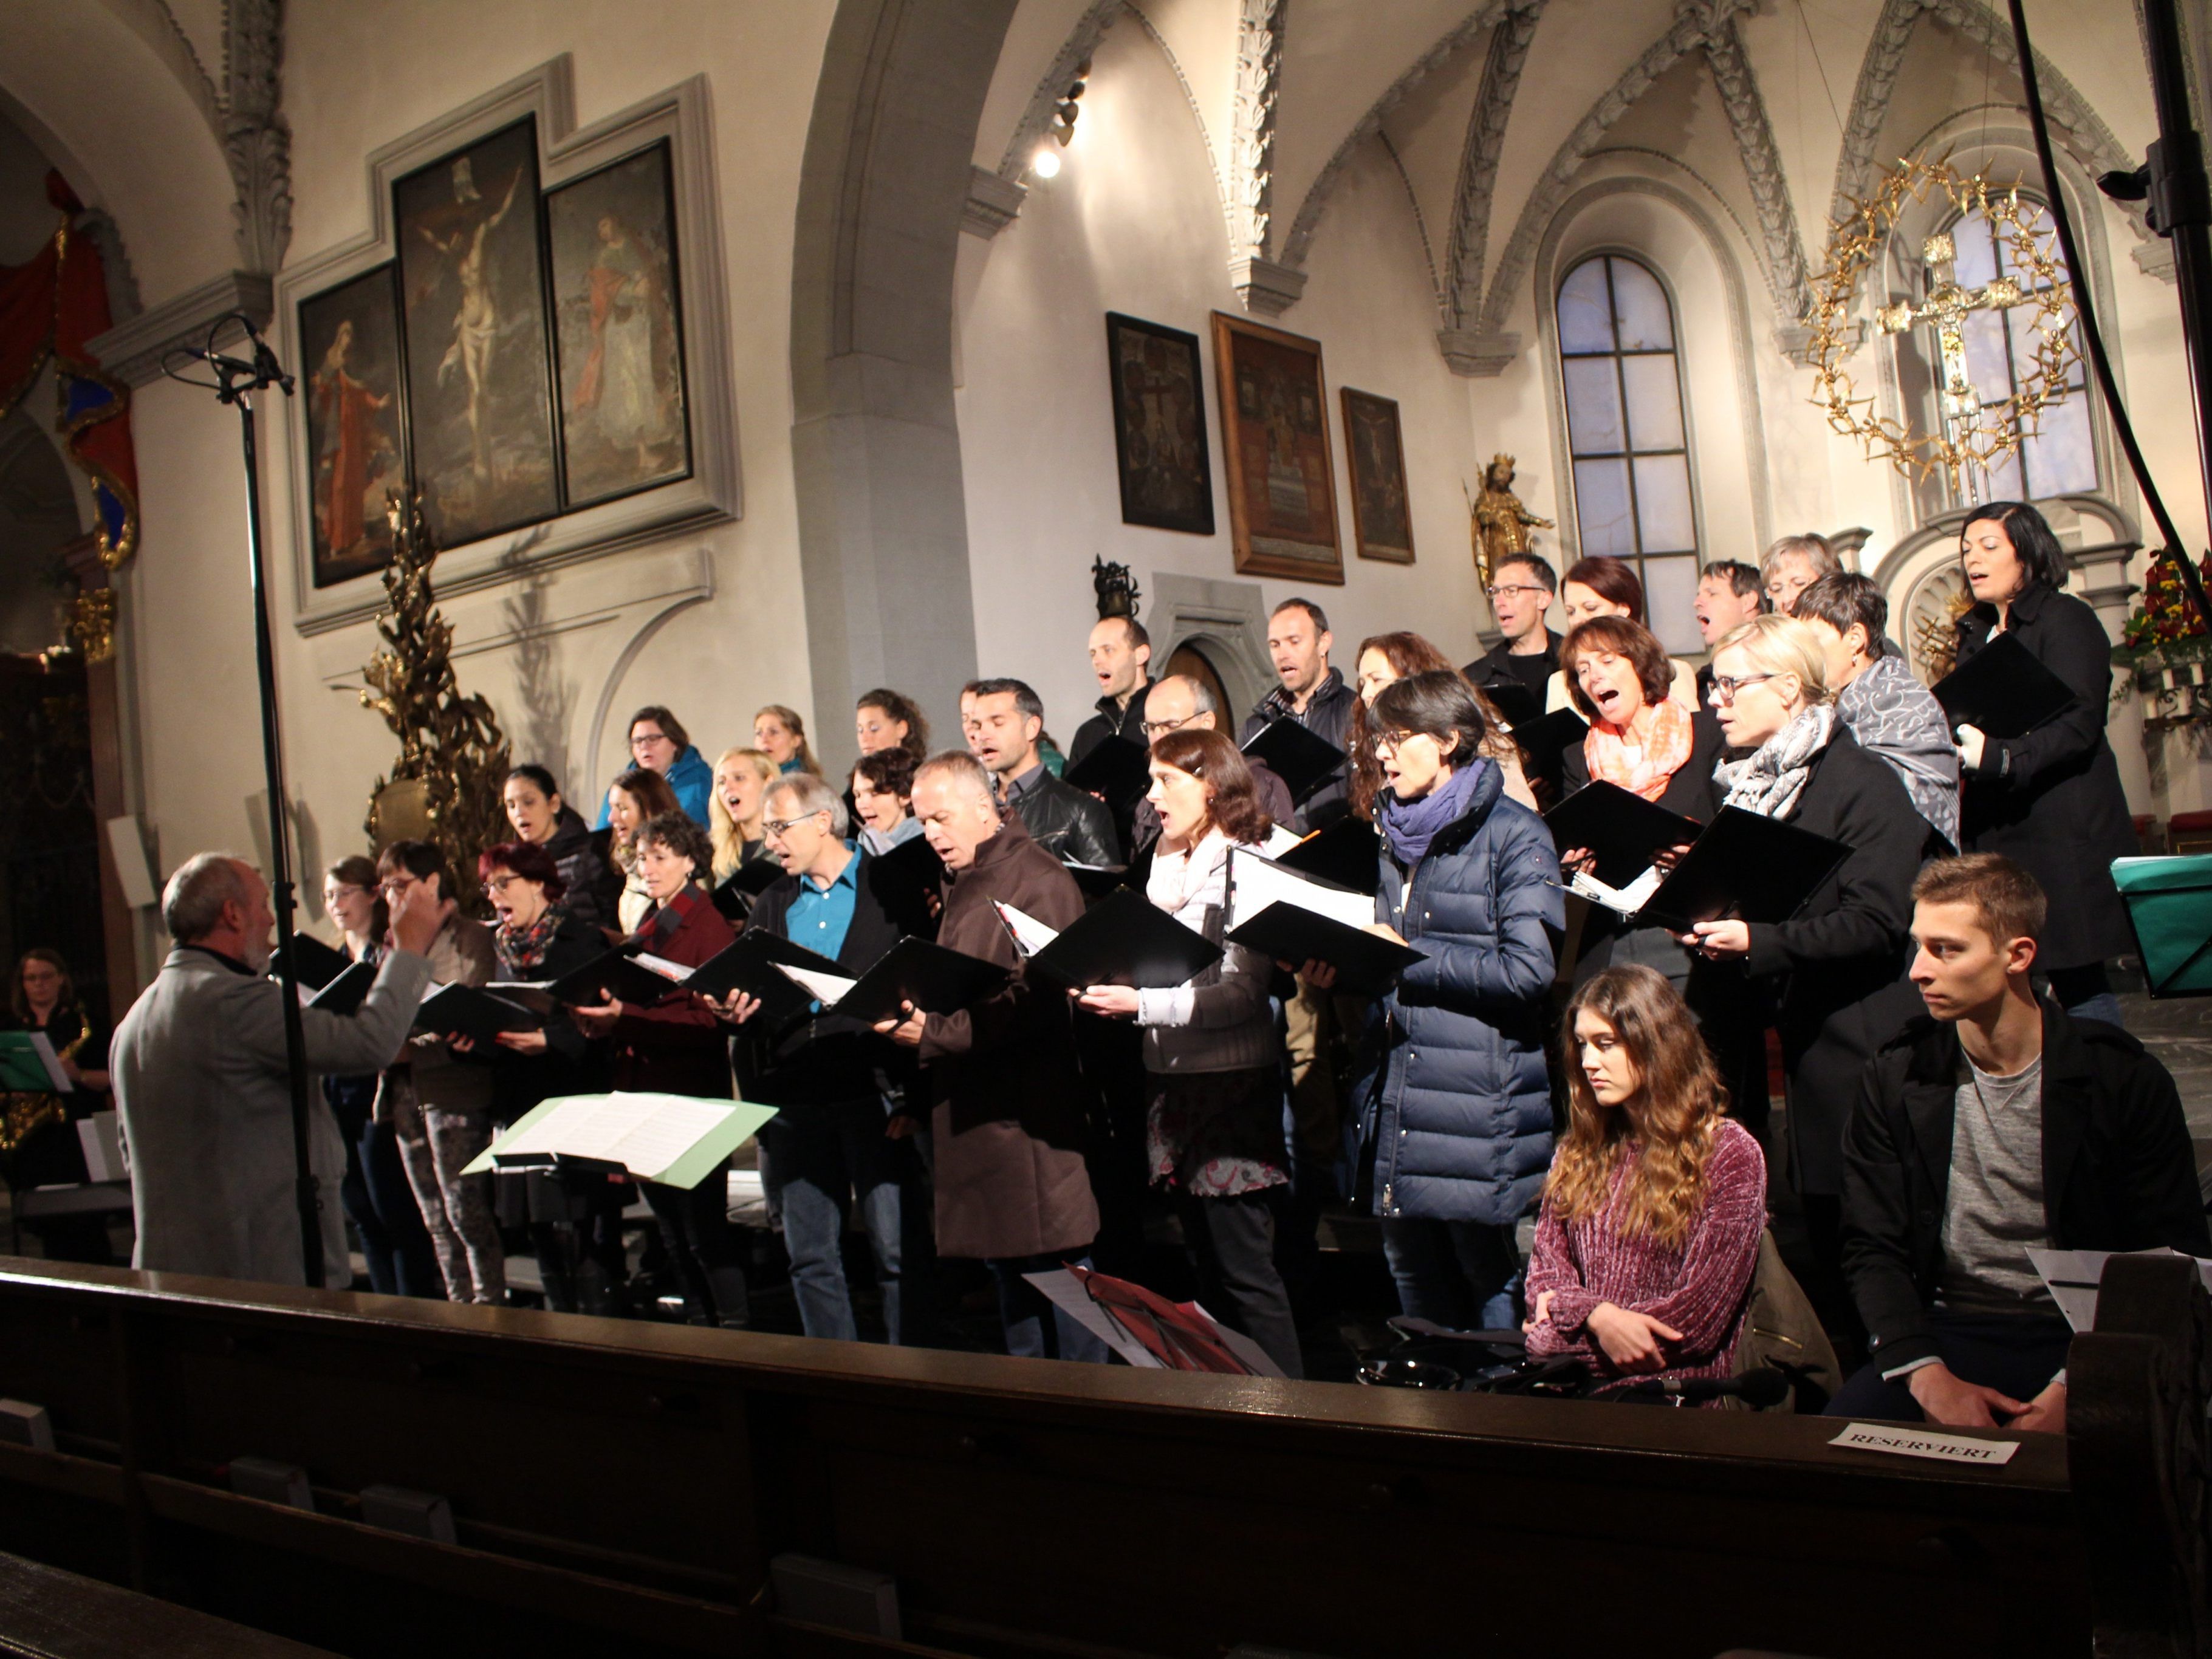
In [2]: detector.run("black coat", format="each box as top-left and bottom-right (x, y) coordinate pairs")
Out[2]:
(735, 849), (913, 1107)
(1068, 683), (1152, 764)
(1240, 667), (1358, 830)
(486, 912), (609, 1124)
(1954, 583), (2137, 970)
(1007, 769), (1121, 867)
(544, 807), (619, 937)
(1731, 728), (1928, 1198)
(1462, 631), (1561, 704)
(1840, 1002), (2209, 1372)
(1559, 706), (1728, 975)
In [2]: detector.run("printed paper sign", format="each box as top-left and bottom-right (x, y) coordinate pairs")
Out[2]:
(1828, 1422), (2020, 1466)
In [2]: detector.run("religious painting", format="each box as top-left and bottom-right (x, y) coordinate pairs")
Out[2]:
(299, 264), (408, 587)
(1210, 312), (1342, 584)
(546, 142), (691, 510)
(393, 118), (561, 549)
(1104, 312), (1213, 535)
(1340, 388), (1414, 564)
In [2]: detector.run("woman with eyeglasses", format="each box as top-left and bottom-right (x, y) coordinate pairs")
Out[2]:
(572, 812), (749, 1328)
(1950, 501), (2139, 1026)
(469, 841), (625, 1315)
(2, 947), (117, 1264)
(1351, 632), (1534, 813)
(1334, 672), (1561, 1331)
(1076, 728), (1305, 1377)
(1555, 615), (1727, 987)
(373, 840), (505, 1305)
(1677, 614), (1925, 1336)
(317, 857), (439, 1296)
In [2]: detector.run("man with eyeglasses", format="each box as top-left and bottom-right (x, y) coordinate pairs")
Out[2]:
(1462, 552), (1561, 703)
(1129, 676), (1293, 852)
(722, 773), (925, 1346)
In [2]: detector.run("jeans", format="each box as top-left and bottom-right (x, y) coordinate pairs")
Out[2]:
(987, 1253), (1112, 1363)
(1177, 1189), (1303, 1378)
(1380, 1217), (1522, 1331)
(1826, 1309), (2074, 1421)
(2048, 965), (2124, 1032)
(337, 1103), (440, 1298)
(391, 1086), (504, 1305)
(760, 1099), (907, 1344)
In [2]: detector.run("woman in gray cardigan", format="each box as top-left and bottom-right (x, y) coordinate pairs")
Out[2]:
(1078, 728), (1302, 1377)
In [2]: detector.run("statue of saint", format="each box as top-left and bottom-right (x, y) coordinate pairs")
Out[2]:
(1469, 454), (1553, 587)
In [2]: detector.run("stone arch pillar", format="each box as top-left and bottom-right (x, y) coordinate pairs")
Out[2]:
(789, 0), (1017, 747)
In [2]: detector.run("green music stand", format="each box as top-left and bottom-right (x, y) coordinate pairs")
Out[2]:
(2112, 855), (2212, 999)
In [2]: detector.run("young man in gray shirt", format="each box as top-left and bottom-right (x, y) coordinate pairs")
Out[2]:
(1832, 853), (2205, 1432)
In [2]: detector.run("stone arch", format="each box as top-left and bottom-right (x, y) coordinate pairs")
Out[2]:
(789, 0), (1018, 747)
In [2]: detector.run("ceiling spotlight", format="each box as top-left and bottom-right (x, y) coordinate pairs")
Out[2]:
(1032, 146), (1061, 179)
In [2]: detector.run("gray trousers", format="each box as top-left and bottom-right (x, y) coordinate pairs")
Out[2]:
(389, 1079), (504, 1305)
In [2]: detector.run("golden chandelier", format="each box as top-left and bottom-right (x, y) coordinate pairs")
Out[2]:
(1806, 156), (2080, 493)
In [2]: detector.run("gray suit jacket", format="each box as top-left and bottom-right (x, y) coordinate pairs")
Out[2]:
(111, 945), (433, 1287)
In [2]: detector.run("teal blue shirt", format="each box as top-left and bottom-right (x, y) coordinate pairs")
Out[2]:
(786, 843), (861, 962)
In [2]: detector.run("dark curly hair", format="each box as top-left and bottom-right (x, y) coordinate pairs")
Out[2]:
(854, 745), (919, 800)
(857, 688), (931, 761)
(634, 811), (715, 885)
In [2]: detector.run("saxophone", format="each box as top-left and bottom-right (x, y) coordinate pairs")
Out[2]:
(0, 1013), (89, 1156)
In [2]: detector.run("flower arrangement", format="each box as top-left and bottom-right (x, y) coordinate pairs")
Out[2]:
(2114, 550), (2212, 727)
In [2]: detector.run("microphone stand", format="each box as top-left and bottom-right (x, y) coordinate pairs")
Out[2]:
(173, 316), (321, 1287)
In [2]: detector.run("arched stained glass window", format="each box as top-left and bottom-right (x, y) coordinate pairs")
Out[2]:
(1942, 200), (2097, 502)
(1556, 255), (1700, 654)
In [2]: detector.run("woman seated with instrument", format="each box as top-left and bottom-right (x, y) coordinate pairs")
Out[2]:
(1524, 965), (1764, 1395)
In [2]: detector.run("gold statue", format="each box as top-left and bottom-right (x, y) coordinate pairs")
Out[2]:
(360, 491), (512, 915)
(1468, 454), (1553, 588)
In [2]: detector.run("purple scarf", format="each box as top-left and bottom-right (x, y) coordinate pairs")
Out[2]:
(1376, 759), (1487, 864)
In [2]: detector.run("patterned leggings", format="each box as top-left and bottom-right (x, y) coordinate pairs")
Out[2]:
(390, 1084), (504, 1305)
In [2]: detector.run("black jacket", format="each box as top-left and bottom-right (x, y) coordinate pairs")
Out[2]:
(734, 849), (913, 1107)
(1954, 583), (2137, 970)
(1240, 666), (1358, 830)
(1840, 1002), (2209, 1372)
(544, 808), (619, 937)
(486, 912), (611, 1123)
(1463, 631), (1561, 704)
(1733, 728), (1930, 1197)
(1069, 683), (1152, 765)
(1006, 768), (1121, 867)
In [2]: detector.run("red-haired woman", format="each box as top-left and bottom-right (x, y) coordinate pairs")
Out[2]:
(1547, 556), (1698, 713)
(1077, 728), (1304, 1377)
(1524, 965), (1765, 1394)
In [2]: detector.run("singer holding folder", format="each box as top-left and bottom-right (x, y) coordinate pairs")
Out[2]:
(1337, 672), (1561, 1330)
(1685, 616), (1926, 1336)
(1075, 730), (1305, 1377)
(1949, 502), (2138, 1027)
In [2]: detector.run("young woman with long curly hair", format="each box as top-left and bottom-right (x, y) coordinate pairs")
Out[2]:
(1522, 964), (1765, 1392)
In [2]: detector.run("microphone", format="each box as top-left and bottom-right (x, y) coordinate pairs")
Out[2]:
(240, 315), (295, 395)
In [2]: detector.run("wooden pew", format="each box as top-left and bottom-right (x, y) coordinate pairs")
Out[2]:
(0, 1548), (339, 1657)
(0, 1254), (2182, 1659)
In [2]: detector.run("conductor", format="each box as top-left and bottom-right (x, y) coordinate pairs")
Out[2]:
(111, 852), (451, 1288)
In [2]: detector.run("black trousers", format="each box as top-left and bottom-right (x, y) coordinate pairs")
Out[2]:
(642, 1163), (747, 1326)
(334, 1101), (440, 1298)
(1826, 1309), (2074, 1420)
(1176, 1189), (1304, 1379)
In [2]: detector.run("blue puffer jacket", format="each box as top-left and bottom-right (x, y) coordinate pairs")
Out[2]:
(1355, 760), (1562, 1225)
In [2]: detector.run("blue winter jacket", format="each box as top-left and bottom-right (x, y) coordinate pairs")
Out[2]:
(595, 744), (714, 830)
(1355, 760), (1562, 1225)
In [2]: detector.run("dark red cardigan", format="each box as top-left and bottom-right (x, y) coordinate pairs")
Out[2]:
(608, 884), (734, 1097)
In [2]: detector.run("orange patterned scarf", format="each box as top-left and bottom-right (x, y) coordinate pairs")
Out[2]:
(1583, 697), (1694, 802)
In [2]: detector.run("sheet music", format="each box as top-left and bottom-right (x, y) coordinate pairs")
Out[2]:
(633, 952), (688, 982)
(1227, 849), (1372, 931)
(775, 963), (858, 1007)
(2027, 1246), (2211, 1333)
(488, 1093), (739, 1180)
(993, 901), (1061, 957)
(1569, 865), (1663, 918)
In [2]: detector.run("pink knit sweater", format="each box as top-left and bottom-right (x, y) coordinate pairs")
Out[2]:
(1523, 1120), (1766, 1389)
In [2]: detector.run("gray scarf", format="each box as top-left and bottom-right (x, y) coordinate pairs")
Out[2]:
(1835, 651), (1961, 847)
(1714, 703), (1835, 820)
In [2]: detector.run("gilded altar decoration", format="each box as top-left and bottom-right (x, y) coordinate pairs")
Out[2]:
(360, 491), (512, 911)
(70, 589), (117, 663)
(1806, 158), (2078, 498)
(1467, 453), (1552, 588)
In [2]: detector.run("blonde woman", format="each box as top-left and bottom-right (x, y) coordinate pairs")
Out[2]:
(708, 747), (779, 882)
(1524, 965), (1764, 1392)
(753, 704), (821, 776)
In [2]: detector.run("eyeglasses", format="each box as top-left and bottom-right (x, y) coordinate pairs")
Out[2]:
(325, 883), (367, 902)
(1484, 583), (1550, 601)
(763, 812), (828, 839)
(1706, 671), (1778, 705)
(1372, 730), (1425, 754)
(630, 730), (668, 748)
(481, 874), (527, 898)
(1139, 714), (1194, 737)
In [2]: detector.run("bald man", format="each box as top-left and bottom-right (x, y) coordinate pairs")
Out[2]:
(1126, 676), (1295, 855)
